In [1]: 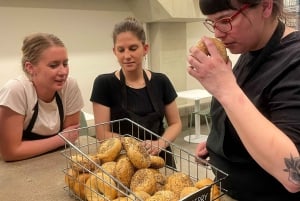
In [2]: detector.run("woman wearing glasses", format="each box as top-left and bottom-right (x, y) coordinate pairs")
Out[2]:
(188, 0), (300, 200)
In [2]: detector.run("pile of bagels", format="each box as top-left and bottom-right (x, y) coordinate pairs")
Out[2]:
(64, 136), (220, 201)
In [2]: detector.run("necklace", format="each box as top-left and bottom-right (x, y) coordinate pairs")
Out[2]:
(126, 80), (146, 88)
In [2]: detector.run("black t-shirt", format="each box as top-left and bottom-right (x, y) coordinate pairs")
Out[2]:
(90, 71), (178, 168)
(90, 70), (177, 135)
(207, 31), (300, 200)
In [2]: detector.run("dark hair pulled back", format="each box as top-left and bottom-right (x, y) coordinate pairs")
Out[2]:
(112, 16), (146, 45)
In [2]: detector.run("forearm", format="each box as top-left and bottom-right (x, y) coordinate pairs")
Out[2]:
(160, 121), (182, 147)
(95, 123), (121, 140)
(2, 135), (64, 162)
(96, 131), (120, 141)
(160, 101), (182, 146)
(220, 86), (300, 191)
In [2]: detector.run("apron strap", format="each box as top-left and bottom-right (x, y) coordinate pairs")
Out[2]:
(25, 102), (38, 133)
(119, 69), (161, 114)
(25, 92), (64, 133)
(119, 69), (128, 110)
(55, 92), (64, 131)
(143, 70), (161, 113)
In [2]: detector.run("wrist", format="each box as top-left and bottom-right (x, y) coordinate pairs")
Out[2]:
(158, 138), (169, 149)
(55, 134), (65, 147)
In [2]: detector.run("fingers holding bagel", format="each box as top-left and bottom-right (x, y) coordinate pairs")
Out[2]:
(196, 37), (228, 63)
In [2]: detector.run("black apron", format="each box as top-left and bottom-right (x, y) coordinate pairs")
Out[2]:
(207, 21), (300, 200)
(208, 21), (285, 159)
(114, 69), (176, 168)
(22, 92), (64, 140)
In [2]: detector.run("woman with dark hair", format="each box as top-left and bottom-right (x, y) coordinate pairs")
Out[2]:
(187, 0), (300, 200)
(90, 17), (182, 168)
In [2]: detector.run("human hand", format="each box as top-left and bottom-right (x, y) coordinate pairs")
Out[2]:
(187, 37), (235, 100)
(195, 141), (209, 163)
(60, 124), (80, 145)
(142, 139), (165, 155)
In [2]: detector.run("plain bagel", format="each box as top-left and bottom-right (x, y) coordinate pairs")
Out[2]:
(196, 37), (228, 62)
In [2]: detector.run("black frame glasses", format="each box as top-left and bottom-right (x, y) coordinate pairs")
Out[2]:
(203, 4), (250, 33)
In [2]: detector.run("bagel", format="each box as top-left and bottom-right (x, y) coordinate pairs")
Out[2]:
(149, 155), (165, 169)
(97, 137), (122, 163)
(128, 191), (151, 200)
(112, 197), (135, 201)
(153, 190), (177, 201)
(70, 154), (97, 172)
(73, 173), (90, 200)
(130, 168), (157, 195)
(85, 175), (106, 201)
(164, 172), (194, 199)
(115, 154), (135, 187)
(148, 168), (166, 192)
(194, 177), (214, 189)
(121, 136), (140, 151)
(196, 37), (228, 62)
(145, 195), (164, 201)
(126, 141), (151, 169)
(195, 178), (221, 201)
(65, 168), (79, 189)
(179, 186), (199, 199)
(95, 172), (118, 200)
(99, 161), (117, 177)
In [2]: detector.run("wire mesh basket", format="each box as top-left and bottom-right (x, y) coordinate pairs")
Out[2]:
(59, 118), (228, 201)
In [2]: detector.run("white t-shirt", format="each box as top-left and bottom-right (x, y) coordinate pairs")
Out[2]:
(0, 75), (84, 136)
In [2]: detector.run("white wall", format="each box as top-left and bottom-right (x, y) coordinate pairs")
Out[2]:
(0, 2), (132, 114)
(0, 1), (241, 115)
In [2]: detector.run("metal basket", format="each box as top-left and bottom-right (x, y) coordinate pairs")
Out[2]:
(59, 118), (228, 201)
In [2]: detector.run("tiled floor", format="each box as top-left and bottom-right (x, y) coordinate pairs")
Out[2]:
(173, 124), (210, 154)
(170, 125), (215, 179)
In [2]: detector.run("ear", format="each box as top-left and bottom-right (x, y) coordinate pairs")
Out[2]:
(143, 44), (149, 56)
(262, 0), (273, 18)
(113, 47), (117, 56)
(24, 61), (34, 75)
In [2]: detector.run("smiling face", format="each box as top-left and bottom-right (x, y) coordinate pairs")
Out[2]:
(26, 46), (69, 95)
(113, 31), (148, 72)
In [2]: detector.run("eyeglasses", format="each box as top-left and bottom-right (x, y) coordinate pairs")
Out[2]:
(203, 4), (250, 33)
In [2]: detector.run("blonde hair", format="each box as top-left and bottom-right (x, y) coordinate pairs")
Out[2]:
(21, 33), (65, 76)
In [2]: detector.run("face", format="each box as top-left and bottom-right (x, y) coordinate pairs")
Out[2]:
(27, 46), (69, 93)
(207, 3), (267, 54)
(113, 31), (148, 72)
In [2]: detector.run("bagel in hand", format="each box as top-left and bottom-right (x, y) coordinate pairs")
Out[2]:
(197, 37), (228, 62)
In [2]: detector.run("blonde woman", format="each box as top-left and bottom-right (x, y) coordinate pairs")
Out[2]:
(0, 33), (84, 161)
